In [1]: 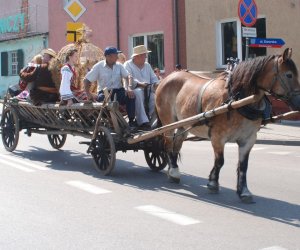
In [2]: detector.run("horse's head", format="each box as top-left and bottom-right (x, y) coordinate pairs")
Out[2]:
(266, 48), (300, 110)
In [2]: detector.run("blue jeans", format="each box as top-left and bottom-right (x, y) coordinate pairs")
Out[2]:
(97, 88), (135, 120)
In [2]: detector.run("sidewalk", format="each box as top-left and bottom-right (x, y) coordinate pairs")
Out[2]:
(257, 122), (300, 146)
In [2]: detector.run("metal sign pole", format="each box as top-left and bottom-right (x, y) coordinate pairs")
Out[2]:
(245, 37), (249, 61)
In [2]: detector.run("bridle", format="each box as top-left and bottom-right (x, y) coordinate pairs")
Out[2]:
(260, 56), (300, 101)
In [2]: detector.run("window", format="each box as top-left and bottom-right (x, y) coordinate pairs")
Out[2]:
(131, 33), (164, 71)
(0, 50), (23, 76)
(222, 21), (238, 64)
(217, 17), (266, 68)
(10, 51), (18, 75)
(217, 19), (241, 68)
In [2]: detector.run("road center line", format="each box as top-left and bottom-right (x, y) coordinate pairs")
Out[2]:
(0, 155), (49, 170)
(268, 151), (291, 155)
(252, 147), (266, 151)
(260, 246), (288, 250)
(65, 180), (111, 194)
(0, 159), (35, 172)
(135, 205), (201, 226)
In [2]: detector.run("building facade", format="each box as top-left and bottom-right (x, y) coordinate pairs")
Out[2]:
(185, 0), (300, 71)
(0, 0), (48, 97)
(49, 0), (186, 76)
(49, 0), (300, 72)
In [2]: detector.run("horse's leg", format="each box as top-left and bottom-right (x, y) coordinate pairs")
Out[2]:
(164, 129), (180, 182)
(207, 143), (225, 193)
(166, 128), (188, 183)
(236, 138), (256, 203)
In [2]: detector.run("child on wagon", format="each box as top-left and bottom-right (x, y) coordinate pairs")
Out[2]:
(59, 47), (88, 106)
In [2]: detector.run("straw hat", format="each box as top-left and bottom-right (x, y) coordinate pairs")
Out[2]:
(42, 48), (57, 58)
(131, 45), (151, 58)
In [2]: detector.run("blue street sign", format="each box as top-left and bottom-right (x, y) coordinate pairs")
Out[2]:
(238, 0), (258, 27)
(249, 38), (285, 48)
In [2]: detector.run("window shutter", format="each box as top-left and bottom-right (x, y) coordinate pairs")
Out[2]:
(1, 52), (8, 76)
(17, 49), (24, 73)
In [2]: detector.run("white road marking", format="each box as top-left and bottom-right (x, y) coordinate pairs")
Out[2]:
(65, 181), (111, 194)
(135, 205), (201, 226)
(268, 151), (291, 155)
(260, 246), (288, 250)
(0, 155), (49, 171)
(252, 147), (266, 151)
(0, 159), (34, 172)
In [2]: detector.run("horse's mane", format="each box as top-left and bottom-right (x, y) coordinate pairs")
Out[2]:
(227, 55), (298, 96)
(230, 55), (275, 95)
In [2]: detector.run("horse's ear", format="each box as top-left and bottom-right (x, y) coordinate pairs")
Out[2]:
(282, 48), (292, 62)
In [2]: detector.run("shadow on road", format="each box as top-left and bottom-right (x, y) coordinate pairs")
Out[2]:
(12, 145), (300, 229)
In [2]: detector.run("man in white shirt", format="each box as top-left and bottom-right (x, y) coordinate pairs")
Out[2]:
(124, 45), (159, 128)
(83, 47), (135, 125)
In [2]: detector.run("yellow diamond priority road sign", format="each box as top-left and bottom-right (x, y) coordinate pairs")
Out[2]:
(64, 0), (86, 22)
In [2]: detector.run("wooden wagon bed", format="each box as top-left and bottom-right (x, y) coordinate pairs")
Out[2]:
(0, 97), (168, 175)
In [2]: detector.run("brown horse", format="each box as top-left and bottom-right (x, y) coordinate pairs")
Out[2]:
(155, 48), (300, 203)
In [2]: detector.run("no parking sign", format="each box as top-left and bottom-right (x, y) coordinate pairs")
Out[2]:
(238, 0), (258, 27)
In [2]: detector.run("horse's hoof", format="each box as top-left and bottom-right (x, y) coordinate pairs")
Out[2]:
(238, 187), (255, 203)
(168, 168), (181, 183)
(240, 194), (255, 204)
(207, 181), (219, 193)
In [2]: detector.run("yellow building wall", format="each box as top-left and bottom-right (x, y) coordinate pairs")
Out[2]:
(185, 0), (300, 71)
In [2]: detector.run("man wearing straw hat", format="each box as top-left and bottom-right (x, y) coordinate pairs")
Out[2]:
(124, 45), (159, 129)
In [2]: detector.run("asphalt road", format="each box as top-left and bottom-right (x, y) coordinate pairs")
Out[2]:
(0, 128), (299, 250)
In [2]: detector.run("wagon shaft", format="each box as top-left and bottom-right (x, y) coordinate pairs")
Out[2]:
(127, 93), (264, 144)
(262, 110), (299, 125)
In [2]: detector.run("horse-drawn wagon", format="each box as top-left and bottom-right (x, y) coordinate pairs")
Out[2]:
(1, 48), (299, 203)
(0, 92), (169, 175)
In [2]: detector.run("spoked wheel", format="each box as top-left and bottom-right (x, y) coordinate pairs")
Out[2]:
(47, 134), (67, 149)
(144, 149), (168, 171)
(91, 126), (116, 175)
(1, 107), (19, 152)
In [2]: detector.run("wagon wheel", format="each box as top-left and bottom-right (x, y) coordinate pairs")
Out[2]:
(1, 107), (19, 152)
(47, 134), (67, 149)
(91, 126), (116, 175)
(144, 136), (168, 172)
(144, 149), (168, 171)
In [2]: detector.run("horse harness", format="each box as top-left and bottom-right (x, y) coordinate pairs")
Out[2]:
(259, 56), (300, 102)
(196, 67), (269, 122)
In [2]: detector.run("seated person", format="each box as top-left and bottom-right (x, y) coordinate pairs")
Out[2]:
(17, 54), (43, 101)
(124, 45), (159, 129)
(59, 47), (87, 106)
(83, 46), (136, 126)
(19, 48), (59, 106)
